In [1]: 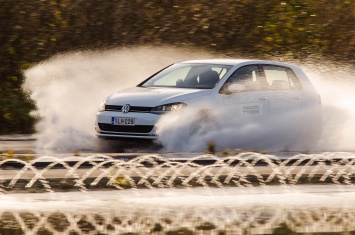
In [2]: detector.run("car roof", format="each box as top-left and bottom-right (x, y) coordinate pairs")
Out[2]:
(179, 59), (300, 69)
(180, 59), (252, 65)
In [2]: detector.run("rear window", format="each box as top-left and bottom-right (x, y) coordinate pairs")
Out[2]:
(263, 65), (302, 90)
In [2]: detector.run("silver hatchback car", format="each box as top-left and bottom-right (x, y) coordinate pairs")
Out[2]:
(96, 59), (322, 147)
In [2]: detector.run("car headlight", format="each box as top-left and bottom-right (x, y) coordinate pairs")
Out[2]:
(151, 102), (186, 115)
(98, 102), (106, 112)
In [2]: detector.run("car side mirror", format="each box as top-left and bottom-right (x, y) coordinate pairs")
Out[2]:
(176, 79), (184, 87)
(227, 83), (247, 93)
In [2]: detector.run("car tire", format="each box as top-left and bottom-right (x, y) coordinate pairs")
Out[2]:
(189, 110), (219, 137)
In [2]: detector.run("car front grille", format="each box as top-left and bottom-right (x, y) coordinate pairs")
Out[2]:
(105, 105), (153, 113)
(98, 123), (154, 133)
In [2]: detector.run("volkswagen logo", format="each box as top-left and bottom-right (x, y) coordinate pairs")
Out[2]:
(121, 104), (130, 114)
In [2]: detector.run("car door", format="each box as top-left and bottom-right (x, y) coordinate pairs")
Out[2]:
(219, 65), (270, 122)
(261, 65), (303, 117)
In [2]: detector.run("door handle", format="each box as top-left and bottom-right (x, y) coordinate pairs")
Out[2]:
(293, 96), (301, 100)
(259, 97), (268, 101)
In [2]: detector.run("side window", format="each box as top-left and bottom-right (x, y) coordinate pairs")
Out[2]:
(263, 65), (301, 90)
(221, 65), (262, 93)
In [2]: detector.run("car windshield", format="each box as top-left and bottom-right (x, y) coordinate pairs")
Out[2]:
(141, 63), (232, 89)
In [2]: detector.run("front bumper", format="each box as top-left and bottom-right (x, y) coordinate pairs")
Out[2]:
(95, 111), (159, 140)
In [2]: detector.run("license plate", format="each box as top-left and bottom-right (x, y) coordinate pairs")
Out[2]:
(111, 117), (135, 126)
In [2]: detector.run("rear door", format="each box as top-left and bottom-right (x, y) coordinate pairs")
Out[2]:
(261, 65), (303, 117)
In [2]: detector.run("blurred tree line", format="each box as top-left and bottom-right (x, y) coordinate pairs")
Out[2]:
(0, 0), (354, 134)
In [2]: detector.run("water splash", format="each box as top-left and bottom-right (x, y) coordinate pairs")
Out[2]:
(22, 47), (216, 153)
(23, 47), (355, 153)
(1, 152), (355, 193)
(1, 188), (355, 234)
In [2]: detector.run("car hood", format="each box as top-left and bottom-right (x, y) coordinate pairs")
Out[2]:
(105, 87), (211, 106)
